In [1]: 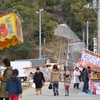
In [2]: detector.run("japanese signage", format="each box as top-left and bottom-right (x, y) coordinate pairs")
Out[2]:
(0, 12), (23, 50)
(81, 49), (100, 71)
(93, 37), (97, 53)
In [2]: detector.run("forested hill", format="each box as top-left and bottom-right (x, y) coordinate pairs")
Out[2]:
(0, 0), (97, 61)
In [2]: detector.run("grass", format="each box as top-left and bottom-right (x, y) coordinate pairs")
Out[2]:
(22, 82), (32, 91)
(22, 86), (31, 91)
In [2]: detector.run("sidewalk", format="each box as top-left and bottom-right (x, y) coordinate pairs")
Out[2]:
(21, 80), (100, 100)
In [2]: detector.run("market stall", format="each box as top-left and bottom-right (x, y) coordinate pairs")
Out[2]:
(81, 49), (100, 95)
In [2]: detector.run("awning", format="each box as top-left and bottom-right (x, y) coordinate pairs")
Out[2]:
(0, 12), (23, 50)
(23, 63), (52, 69)
(23, 63), (63, 70)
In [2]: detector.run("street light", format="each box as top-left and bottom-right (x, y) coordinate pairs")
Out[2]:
(36, 9), (43, 59)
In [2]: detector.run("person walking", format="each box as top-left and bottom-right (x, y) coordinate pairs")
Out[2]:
(50, 65), (61, 96)
(64, 71), (71, 96)
(34, 67), (45, 95)
(73, 67), (80, 89)
(6, 69), (22, 100)
(29, 72), (34, 80)
(0, 58), (13, 100)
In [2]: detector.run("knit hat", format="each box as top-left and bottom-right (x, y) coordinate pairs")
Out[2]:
(36, 67), (40, 70)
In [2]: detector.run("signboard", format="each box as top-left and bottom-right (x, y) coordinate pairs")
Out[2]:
(93, 37), (97, 53)
(0, 12), (23, 50)
(81, 49), (100, 71)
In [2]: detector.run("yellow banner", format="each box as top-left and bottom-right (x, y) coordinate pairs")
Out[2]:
(0, 12), (23, 50)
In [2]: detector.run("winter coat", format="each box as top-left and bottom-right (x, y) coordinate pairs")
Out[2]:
(34, 72), (45, 88)
(50, 69), (61, 84)
(73, 70), (80, 83)
(0, 67), (13, 98)
(64, 75), (71, 86)
(6, 76), (22, 95)
(81, 69), (89, 82)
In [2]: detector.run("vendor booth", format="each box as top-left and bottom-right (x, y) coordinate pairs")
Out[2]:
(80, 49), (100, 95)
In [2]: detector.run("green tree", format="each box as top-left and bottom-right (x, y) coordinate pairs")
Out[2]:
(0, 0), (57, 59)
(46, 0), (57, 6)
(42, 12), (57, 41)
(6, 41), (36, 60)
(61, 0), (97, 51)
(33, 11), (57, 42)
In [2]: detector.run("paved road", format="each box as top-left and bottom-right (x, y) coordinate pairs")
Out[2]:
(21, 80), (100, 100)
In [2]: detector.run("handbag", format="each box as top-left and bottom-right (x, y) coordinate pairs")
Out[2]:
(32, 83), (35, 88)
(48, 83), (52, 89)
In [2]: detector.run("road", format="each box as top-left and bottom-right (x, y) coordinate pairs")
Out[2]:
(21, 80), (100, 100)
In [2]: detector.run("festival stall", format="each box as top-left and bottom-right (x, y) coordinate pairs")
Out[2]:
(81, 49), (100, 95)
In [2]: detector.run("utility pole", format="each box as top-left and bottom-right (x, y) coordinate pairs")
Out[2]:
(36, 9), (43, 59)
(58, 42), (62, 64)
(86, 21), (89, 50)
(97, 0), (100, 54)
(84, 0), (100, 53)
(83, 30), (85, 48)
(66, 38), (69, 66)
(43, 38), (46, 58)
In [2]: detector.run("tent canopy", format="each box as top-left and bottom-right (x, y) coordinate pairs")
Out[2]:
(23, 64), (52, 69)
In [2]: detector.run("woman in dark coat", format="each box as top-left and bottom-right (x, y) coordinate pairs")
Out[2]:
(81, 68), (89, 93)
(34, 67), (45, 95)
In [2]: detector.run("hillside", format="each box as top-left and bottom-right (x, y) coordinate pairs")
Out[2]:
(0, 0), (95, 62)
(45, 3), (66, 24)
(33, 36), (68, 62)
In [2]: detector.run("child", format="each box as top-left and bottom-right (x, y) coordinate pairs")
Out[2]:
(64, 71), (71, 96)
(6, 69), (22, 100)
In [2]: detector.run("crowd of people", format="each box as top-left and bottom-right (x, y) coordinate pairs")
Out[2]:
(73, 66), (91, 93)
(0, 58), (92, 100)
